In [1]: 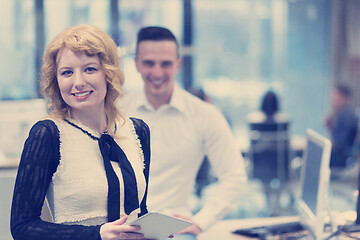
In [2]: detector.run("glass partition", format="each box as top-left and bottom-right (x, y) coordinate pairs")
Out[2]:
(193, 0), (331, 149)
(0, 0), (333, 156)
(0, 0), (35, 100)
(44, 0), (110, 45)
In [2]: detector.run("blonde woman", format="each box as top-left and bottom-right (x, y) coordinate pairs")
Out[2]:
(10, 24), (151, 240)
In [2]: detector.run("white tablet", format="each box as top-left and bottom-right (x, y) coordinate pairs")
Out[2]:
(128, 212), (192, 239)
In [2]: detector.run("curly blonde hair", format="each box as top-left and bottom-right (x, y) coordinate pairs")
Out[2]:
(41, 24), (124, 133)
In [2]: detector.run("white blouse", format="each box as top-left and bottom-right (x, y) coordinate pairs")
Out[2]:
(45, 117), (146, 225)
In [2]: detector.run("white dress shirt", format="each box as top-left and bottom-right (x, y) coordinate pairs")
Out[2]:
(120, 84), (247, 230)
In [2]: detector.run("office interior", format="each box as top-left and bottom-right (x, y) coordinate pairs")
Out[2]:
(1, 0), (360, 239)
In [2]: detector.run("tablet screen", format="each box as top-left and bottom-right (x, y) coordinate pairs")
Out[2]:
(128, 212), (192, 239)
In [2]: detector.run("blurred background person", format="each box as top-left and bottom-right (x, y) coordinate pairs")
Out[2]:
(325, 83), (358, 168)
(246, 89), (291, 215)
(121, 26), (247, 240)
(247, 89), (289, 125)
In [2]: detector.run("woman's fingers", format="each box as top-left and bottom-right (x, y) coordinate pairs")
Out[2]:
(112, 215), (128, 225)
(117, 232), (145, 239)
(113, 224), (141, 234)
(100, 215), (145, 240)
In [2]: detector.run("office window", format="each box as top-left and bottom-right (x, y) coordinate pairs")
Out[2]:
(0, 0), (333, 151)
(0, 0), (35, 100)
(44, 0), (110, 42)
(193, 0), (331, 148)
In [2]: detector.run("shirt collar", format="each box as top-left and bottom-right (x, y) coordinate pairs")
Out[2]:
(135, 84), (186, 113)
(168, 84), (186, 113)
(134, 88), (152, 111)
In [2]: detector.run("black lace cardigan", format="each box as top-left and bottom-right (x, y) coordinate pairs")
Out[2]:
(10, 118), (150, 240)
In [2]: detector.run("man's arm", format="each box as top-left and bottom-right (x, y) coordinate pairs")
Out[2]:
(191, 105), (247, 231)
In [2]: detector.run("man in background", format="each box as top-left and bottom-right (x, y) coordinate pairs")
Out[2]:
(121, 26), (247, 239)
(325, 83), (358, 167)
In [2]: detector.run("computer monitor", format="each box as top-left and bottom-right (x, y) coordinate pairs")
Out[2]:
(296, 129), (332, 239)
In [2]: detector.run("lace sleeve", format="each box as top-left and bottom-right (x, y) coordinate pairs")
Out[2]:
(130, 117), (150, 217)
(10, 120), (101, 240)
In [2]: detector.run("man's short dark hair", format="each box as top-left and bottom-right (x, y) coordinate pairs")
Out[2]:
(136, 26), (179, 57)
(336, 83), (352, 98)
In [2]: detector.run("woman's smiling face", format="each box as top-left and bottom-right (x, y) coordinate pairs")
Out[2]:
(56, 46), (107, 117)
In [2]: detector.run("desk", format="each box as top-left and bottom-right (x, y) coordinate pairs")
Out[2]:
(0, 157), (19, 169)
(198, 216), (360, 240)
(198, 216), (300, 240)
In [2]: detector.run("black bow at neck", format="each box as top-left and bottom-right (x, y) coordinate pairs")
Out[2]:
(65, 119), (139, 221)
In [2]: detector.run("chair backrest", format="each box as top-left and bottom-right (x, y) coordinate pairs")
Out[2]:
(249, 121), (291, 185)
